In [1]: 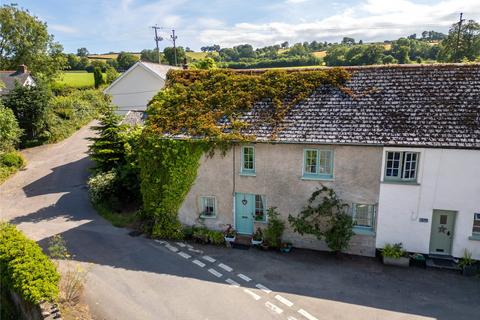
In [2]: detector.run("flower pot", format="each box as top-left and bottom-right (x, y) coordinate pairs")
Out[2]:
(383, 256), (410, 267)
(462, 265), (477, 277)
(280, 243), (293, 253)
(251, 239), (263, 246)
(224, 236), (236, 243)
(260, 242), (269, 250)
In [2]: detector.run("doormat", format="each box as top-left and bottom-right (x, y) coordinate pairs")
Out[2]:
(232, 242), (250, 250)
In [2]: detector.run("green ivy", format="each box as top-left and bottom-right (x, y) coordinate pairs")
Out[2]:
(0, 223), (60, 304)
(139, 133), (210, 238)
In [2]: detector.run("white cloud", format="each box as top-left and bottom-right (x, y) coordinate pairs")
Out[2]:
(199, 0), (480, 47)
(50, 24), (77, 34)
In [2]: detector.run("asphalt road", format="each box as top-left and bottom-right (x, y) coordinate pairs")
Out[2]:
(1, 123), (478, 320)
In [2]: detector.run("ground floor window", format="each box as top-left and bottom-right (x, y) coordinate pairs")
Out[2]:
(473, 213), (480, 235)
(200, 196), (216, 218)
(352, 204), (376, 230)
(254, 195), (266, 222)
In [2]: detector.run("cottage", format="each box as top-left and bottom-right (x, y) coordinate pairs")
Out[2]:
(152, 64), (480, 258)
(104, 61), (179, 115)
(0, 65), (35, 96)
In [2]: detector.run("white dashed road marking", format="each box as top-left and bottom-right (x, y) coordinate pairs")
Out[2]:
(202, 255), (216, 263)
(154, 240), (165, 244)
(243, 289), (261, 301)
(265, 301), (283, 314)
(274, 294), (294, 307)
(175, 242), (186, 247)
(298, 309), (318, 320)
(255, 283), (272, 294)
(208, 268), (223, 278)
(165, 244), (178, 252)
(178, 252), (191, 259)
(218, 263), (233, 272)
(237, 273), (252, 282)
(188, 248), (203, 253)
(225, 278), (240, 287)
(192, 259), (205, 268)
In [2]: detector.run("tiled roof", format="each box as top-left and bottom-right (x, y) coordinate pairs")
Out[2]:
(239, 64), (480, 149)
(0, 70), (31, 95)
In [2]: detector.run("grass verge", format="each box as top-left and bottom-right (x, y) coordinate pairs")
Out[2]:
(92, 201), (139, 228)
(0, 151), (26, 184)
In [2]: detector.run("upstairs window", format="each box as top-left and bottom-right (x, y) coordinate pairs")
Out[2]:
(473, 213), (480, 236)
(352, 204), (376, 230)
(241, 146), (255, 175)
(303, 149), (333, 179)
(384, 151), (419, 182)
(200, 196), (216, 218)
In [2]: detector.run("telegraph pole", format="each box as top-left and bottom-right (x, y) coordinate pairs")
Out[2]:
(170, 29), (178, 66)
(151, 25), (163, 63)
(454, 13), (464, 62)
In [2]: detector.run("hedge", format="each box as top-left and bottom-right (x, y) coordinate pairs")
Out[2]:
(0, 223), (59, 304)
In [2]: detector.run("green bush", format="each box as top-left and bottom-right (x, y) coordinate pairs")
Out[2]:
(263, 207), (285, 248)
(0, 151), (25, 168)
(382, 243), (407, 258)
(0, 104), (23, 152)
(0, 223), (60, 304)
(87, 170), (118, 203)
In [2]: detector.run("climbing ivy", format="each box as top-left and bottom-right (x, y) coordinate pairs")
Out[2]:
(141, 68), (350, 238)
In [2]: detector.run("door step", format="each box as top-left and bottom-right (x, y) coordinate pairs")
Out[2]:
(426, 255), (460, 270)
(231, 235), (251, 250)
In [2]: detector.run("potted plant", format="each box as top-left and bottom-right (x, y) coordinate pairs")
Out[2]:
(458, 249), (477, 277)
(224, 224), (236, 243)
(381, 243), (410, 267)
(280, 242), (293, 253)
(251, 228), (263, 245)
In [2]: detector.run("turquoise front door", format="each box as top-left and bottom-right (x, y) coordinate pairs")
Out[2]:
(429, 210), (456, 255)
(235, 193), (255, 235)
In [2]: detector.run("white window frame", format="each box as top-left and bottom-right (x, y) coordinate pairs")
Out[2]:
(384, 151), (419, 182)
(199, 196), (217, 218)
(473, 213), (480, 236)
(352, 203), (376, 230)
(302, 148), (334, 180)
(241, 146), (255, 175)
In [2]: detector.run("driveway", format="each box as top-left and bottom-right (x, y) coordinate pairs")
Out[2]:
(0, 123), (478, 320)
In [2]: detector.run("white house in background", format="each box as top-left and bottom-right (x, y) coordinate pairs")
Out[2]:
(0, 65), (36, 96)
(376, 147), (480, 260)
(104, 61), (179, 115)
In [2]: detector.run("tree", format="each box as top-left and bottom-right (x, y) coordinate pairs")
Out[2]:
(193, 57), (216, 69)
(141, 49), (160, 63)
(77, 47), (89, 57)
(288, 186), (354, 253)
(105, 66), (119, 84)
(93, 67), (104, 88)
(439, 19), (480, 62)
(116, 52), (139, 71)
(0, 4), (66, 78)
(341, 37), (356, 45)
(163, 46), (186, 66)
(0, 102), (22, 152)
(281, 41), (289, 49)
(3, 81), (51, 144)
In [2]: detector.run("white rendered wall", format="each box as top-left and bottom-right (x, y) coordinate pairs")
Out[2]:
(105, 66), (165, 115)
(376, 147), (480, 259)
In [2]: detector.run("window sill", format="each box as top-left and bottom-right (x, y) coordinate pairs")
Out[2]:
(381, 180), (420, 186)
(468, 235), (480, 241)
(301, 175), (334, 181)
(240, 171), (256, 177)
(200, 215), (217, 219)
(254, 219), (267, 224)
(353, 227), (376, 236)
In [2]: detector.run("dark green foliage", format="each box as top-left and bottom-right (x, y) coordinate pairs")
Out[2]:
(289, 186), (354, 253)
(139, 134), (209, 239)
(188, 226), (224, 245)
(116, 51), (139, 71)
(222, 55), (321, 69)
(163, 46), (186, 66)
(3, 81), (51, 144)
(0, 151), (25, 184)
(93, 67), (104, 88)
(263, 207), (285, 248)
(140, 49), (160, 63)
(0, 222), (60, 304)
(0, 103), (22, 152)
(439, 20), (480, 62)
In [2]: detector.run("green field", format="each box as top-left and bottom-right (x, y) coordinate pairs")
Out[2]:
(55, 71), (95, 88)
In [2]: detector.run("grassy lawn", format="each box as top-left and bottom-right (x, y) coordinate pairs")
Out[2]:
(93, 201), (139, 228)
(55, 71), (95, 89)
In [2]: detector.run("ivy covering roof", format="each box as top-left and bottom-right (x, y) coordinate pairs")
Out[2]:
(148, 64), (480, 149)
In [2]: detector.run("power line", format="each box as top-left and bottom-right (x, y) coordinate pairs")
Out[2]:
(151, 25), (164, 64)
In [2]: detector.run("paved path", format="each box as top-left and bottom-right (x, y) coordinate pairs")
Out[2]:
(1, 123), (478, 320)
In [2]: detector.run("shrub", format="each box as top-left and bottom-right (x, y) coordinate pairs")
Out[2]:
(263, 207), (285, 248)
(87, 170), (118, 203)
(0, 151), (25, 168)
(0, 104), (23, 152)
(0, 223), (60, 304)
(208, 230), (225, 245)
(382, 243), (407, 258)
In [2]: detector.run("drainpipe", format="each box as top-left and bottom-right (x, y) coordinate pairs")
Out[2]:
(232, 145), (236, 229)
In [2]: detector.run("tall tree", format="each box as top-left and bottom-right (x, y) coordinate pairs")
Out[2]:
(439, 19), (480, 62)
(76, 47), (89, 57)
(93, 67), (104, 88)
(163, 46), (186, 66)
(0, 4), (66, 78)
(116, 52), (139, 70)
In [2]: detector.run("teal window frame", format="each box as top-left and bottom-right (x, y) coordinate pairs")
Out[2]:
(241, 146), (256, 176)
(384, 151), (419, 183)
(254, 194), (267, 223)
(472, 213), (480, 236)
(199, 196), (216, 218)
(302, 148), (333, 180)
(352, 203), (376, 234)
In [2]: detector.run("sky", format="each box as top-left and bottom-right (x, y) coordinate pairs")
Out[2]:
(6, 0), (480, 54)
